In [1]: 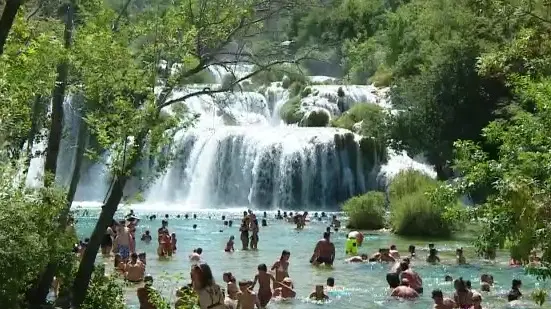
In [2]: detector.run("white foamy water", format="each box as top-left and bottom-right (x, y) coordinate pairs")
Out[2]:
(24, 67), (435, 209)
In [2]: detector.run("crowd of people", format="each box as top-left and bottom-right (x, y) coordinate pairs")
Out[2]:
(66, 209), (537, 309)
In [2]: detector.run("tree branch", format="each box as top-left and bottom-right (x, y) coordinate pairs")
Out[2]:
(0, 0), (23, 55)
(157, 57), (308, 109)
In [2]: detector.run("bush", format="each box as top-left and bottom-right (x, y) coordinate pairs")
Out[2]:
(343, 192), (386, 230)
(302, 109), (330, 127)
(184, 69), (215, 84)
(369, 65), (393, 87)
(81, 265), (127, 309)
(280, 96), (304, 124)
(301, 86), (312, 98)
(250, 64), (307, 86)
(390, 190), (454, 237)
(388, 169), (437, 202)
(332, 104), (385, 131)
(0, 165), (75, 309)
(289, 81), (306, 97)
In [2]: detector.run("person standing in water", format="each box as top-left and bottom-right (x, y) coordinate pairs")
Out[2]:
(271, 250), (290, 289)
(310, 232), (335, 266)
(251, 263), (277, 308)
(239, 217), (250, 250)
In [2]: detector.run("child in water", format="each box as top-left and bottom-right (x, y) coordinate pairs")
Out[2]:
(225, 236), (235, 252)
(237, 280), (260, 309)
(171, 233), (177, 252)
(251, 264), (276, 308)
(456, 248), (466, 264)
(309, 285), (329, 301)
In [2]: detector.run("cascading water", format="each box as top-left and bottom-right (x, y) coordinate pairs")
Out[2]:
(24, 64), (436, 209)
(142, 65), (436, 209)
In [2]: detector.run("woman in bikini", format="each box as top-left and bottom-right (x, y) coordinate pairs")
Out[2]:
(191, 263), (226, 309)
(271, 250), (290, 289)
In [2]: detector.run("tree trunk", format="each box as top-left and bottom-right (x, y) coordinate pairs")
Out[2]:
(72, 130), (148, 308)
(43, 1), (74, 186)
(0, 0), (22, 55)
(27, 4), (76, 308)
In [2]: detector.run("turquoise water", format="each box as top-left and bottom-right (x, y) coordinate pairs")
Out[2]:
(74, 207), (550, 309)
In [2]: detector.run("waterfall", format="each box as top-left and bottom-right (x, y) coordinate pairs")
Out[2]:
(146, 127), (373, 208)
(24, 65), (436, 209)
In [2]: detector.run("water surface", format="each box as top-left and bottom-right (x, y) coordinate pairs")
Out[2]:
(74, 207), (550, 309)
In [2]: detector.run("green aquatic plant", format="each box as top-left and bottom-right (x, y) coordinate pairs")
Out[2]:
(343, 191), (386, 230)
(531, 288), (547, 306)
(302, 110), (330, 127)
(280, 96), (304, 124)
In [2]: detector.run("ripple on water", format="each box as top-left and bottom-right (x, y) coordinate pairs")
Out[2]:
(73, 208), (551, 309)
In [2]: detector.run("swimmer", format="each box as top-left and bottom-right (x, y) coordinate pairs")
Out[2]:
(399, 261), (423, 294)
(445, 275), (453, 282)
(346, 254), (368, 263)
(251, 264), (276, 308)
(141, 230), (152, 243)
(408, 245), (416, 258)
(273, 277), (296, 298)
(223, 272), (238, 300)
(171, 233), (177, 252)
(427, 248), (440, 264)
(237, 280), (259, 309)
(389, 245), (400, 259)
(471, 292), (483, 309)
(453, 278), (473, 308)
(390, 278), (419, 299)
(271, 250), (290, 289)
(225, 236), (235, 252)
(456, 248), (466, 264)
(125, 252), (145, 283)
(309, 284), (329, 301)
(189, 248), (202, 262)
(507, 279), (522, 302)
(326, 277), (335, 289)
(480, 274), (493, 292)
(379, 248), (396, 262)
(309, 232), (335, 266)
(432, 289), (456, 309)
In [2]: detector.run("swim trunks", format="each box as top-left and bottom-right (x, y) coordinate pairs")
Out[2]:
(118, 245), (130, 259)
(315, 256), (333, 265)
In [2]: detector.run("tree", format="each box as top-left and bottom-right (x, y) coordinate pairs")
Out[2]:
(67, 0), (312, 306)
(0, 0), (24, 55)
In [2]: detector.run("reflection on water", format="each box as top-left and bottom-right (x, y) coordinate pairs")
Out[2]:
(73, 208), (551, 309)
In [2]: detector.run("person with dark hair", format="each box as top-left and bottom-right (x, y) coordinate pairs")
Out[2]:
(408, 245), (416, 258)
(326, 277), (335, 287)
(507, 279), (522, 302)
(271, 250), (291, 289)
(137, 274), (158, 309)
(431, 289), (456, 309)
(386, 272), (400, 289)
(309, 232), (335, 266)
(190, 264), (225, 309)
(222, 272), (238, 300)
(390, 278), (419, 299)
(399, 260), (423, 294)
(453, 277), (473, 309)
(252, 263), (277, 308)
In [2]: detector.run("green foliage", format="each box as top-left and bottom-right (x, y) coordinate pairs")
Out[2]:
(301, 86), (312, 98)
(390, 190), (455, 238)
(343, 191), (386, 230)
(387, 169), (460, 238)
(289, 81), (306, 97)
(301, 109), (329, 127)
(0, 13), (63, 162)
(81, 265), (126, 309)
(280, 96), (304, 124)
(453, 77), (551, 264)
(388, 169), (437, 202)
(175, 285), (199, 309)
(0, 164), (75, 309)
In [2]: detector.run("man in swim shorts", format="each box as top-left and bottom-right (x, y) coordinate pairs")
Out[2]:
(310, 232), (335, 266)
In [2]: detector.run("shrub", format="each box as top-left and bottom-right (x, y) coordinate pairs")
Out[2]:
(390, 190), (454, 237)
(343, 192), (386, 230)
(289, 81), (306, 97)
(388, 169), (437, 202)
(369, 65), (393, 87)
(332, 104), (385, 131)
(81, 265), (127, 309)
(279, 96), (304, 124)
(302, 109), (330, 127)
(0, 164), (75, 309)
(250, 64), (307, 86)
